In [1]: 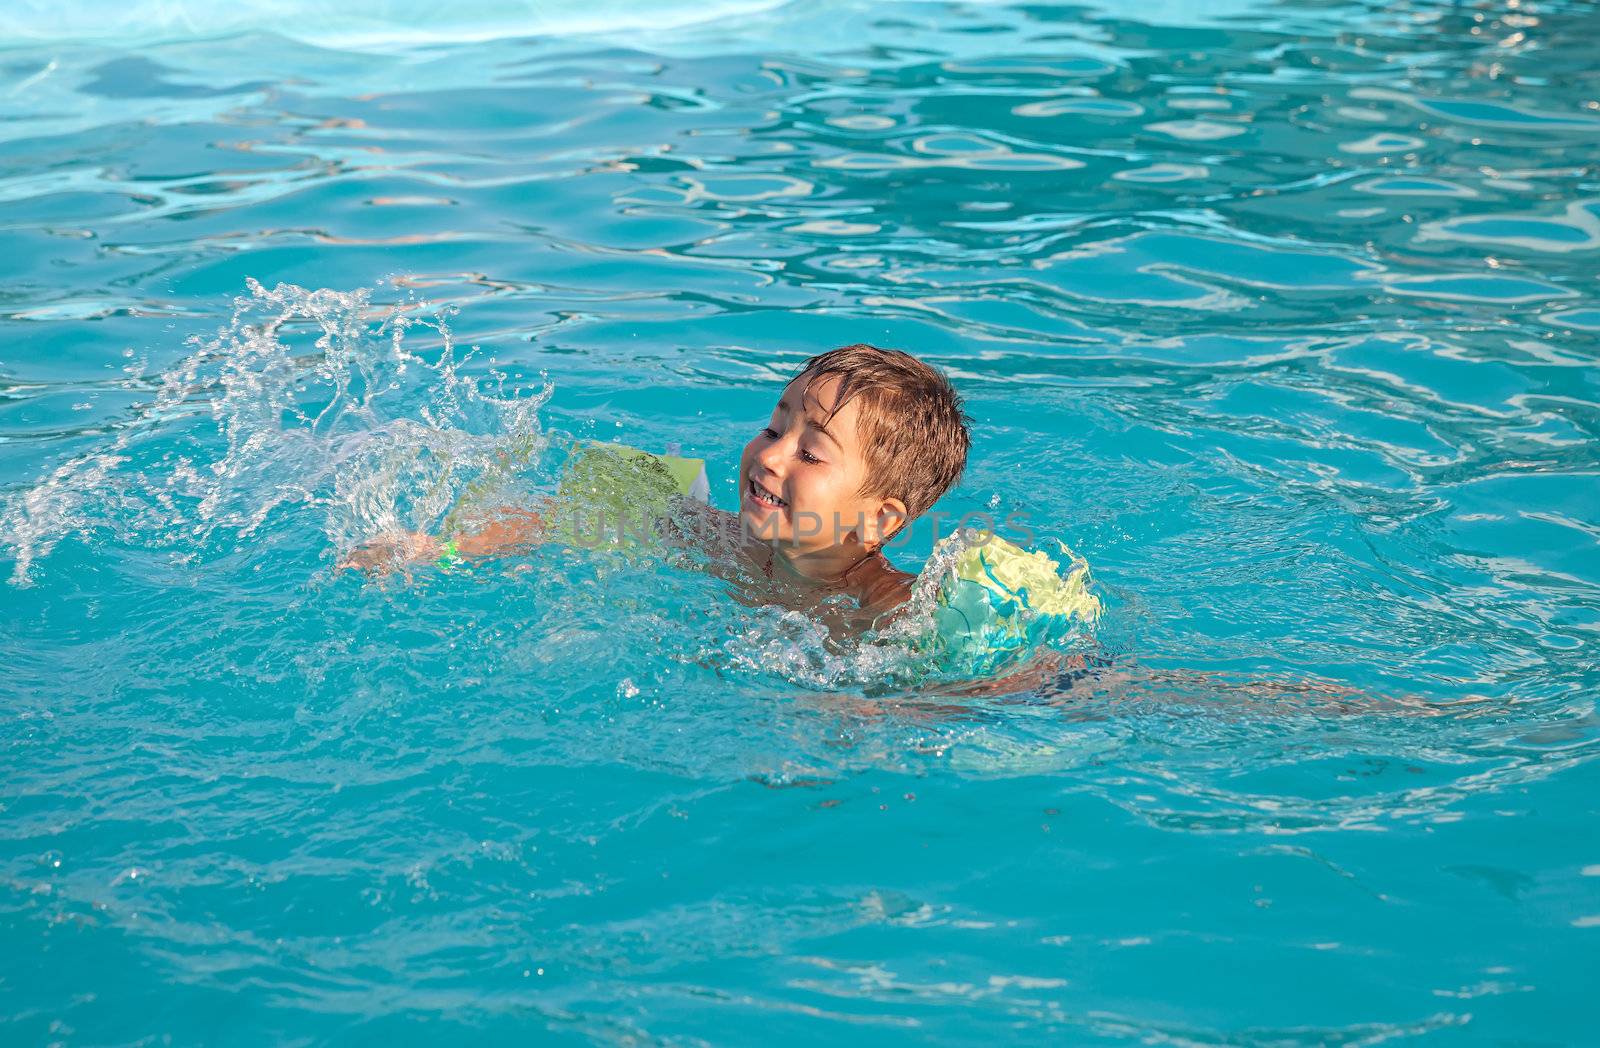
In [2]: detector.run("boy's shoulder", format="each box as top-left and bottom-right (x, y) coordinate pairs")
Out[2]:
(854, 554), (916, 619)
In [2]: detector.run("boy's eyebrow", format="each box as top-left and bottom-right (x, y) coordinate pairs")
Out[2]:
(776, 397), (841, 445)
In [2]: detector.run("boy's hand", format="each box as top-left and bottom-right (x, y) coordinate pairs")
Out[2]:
(339, 530), (441, 575)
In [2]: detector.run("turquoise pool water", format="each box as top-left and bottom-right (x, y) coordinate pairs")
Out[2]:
(3, 0), (1599, 1042)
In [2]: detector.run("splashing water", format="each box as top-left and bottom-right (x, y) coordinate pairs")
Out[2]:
(2, 279), (552, 585)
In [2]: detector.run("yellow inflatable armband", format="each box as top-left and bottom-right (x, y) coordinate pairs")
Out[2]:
(929, 533), (1101, 674)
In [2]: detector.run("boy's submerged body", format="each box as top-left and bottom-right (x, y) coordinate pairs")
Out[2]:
(346, 344), (972, 632)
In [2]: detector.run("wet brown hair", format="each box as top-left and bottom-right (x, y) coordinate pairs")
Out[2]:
(795, 343), (971, 521)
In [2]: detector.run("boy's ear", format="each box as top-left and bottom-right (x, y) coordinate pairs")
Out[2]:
(872, 498), (909, 546)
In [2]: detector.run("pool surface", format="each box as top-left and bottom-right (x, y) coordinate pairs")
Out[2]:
(3, 0), (1598, 1043)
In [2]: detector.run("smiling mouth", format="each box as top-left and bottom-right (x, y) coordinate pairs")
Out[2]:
(747, 476), (787, 510)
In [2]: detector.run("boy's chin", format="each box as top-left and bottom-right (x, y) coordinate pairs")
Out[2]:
(739, 504), (786, 542)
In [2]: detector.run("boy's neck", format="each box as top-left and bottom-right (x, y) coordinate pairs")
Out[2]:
(765, 540), (880, 590)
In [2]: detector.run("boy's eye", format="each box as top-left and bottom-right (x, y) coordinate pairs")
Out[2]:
(762, 427), (779, 439)
(800, 449), (821, 465)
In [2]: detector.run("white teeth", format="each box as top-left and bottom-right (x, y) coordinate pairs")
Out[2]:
(749, 478), (785, 508)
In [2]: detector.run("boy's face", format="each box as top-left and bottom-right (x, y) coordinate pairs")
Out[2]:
(738, 372), (905, 555)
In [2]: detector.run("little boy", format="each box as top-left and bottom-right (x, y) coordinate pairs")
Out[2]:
(345, 344), (971, 629)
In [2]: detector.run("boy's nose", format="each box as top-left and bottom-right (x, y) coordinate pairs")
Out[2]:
(756, 439), (786, 474)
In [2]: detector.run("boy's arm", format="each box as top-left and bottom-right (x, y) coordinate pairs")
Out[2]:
(343, 497), (749, 575)
(451, 507), (545, 557)
(343, 494), (725, 574)
(340, 505), (546, 573)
